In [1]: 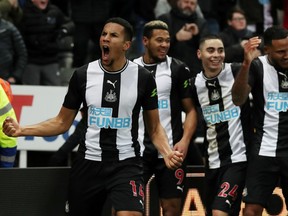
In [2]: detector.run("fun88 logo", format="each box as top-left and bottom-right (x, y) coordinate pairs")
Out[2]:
(158, 99), (169, 109)
(88, 106), (131, 129)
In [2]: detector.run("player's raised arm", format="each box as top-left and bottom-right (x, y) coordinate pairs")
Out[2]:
(232, 36), (262, 106)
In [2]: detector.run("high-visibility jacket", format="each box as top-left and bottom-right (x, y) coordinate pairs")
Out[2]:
(0, 79), (17, 167)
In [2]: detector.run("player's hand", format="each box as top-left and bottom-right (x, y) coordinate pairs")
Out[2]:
(2, 117), (20, 137)
(243, 36), (262, 64)
(163, 151), (183, 170)
(173, 141), (189, 160)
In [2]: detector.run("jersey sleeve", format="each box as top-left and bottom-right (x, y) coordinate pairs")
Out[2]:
(140, 67), (158, 111)
(176, 63), (193, 99)
(62, 67), (86, 110)
(189, 77), (201, 107)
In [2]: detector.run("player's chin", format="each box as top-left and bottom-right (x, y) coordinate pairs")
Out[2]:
(159, 55), (166, 61)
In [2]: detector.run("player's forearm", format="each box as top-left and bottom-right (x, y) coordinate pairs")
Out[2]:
(232, 62), (251, 106)
(181, 109), (198, 145)
(149, 124), (172, 157)
(20, 118), (69, 137)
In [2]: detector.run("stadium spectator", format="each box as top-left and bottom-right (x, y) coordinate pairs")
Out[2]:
(0, 78), (17, 167)
(0, 0), (23, 26)
(219, 7), (259, 63)
(238, 0), (268, 35)
(2, 17), (183, 216)
(20, 0), (72, 86)
(133, 20), (197, 216)
(158, 0), (210, 76)
(0, 12), (27, 84)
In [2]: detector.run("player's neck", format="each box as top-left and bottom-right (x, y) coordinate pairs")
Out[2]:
(203, 64), (223, 78)
(102, 56), (128, 72)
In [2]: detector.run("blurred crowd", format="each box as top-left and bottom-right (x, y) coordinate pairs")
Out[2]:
(0, 0), (287, 86)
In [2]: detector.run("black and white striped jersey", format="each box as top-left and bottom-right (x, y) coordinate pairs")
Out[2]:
(191, 63), (250, 169)
(133, 56), (192, 158)
(62, 59), (158, 162)
(249, 55), (288, 157)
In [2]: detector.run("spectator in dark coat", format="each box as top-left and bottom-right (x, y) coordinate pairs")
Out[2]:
(219, 7), (260, 63)
(20, 0), (71, 85)
(0, 12), (27, 84)
(158, 0), (210, 76)
(0, 0), (23, 26)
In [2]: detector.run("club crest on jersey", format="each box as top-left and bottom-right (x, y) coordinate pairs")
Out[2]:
(279, 72), (288, 89)
(105, 90), (117, 102)
(210, 90), (220, 101)
(281, 79), (288, 89)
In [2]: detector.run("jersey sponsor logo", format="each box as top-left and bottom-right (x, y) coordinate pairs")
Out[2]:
(202, 104), (240, 124)
(88, 106), (131, 129)
(158, 99), (169, 109)
(266, 92), (288, 112)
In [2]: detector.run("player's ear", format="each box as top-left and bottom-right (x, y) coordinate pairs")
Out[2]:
(263, 45), (270, 54)
(123, 41), (131, 51)
(197, 49), (201, 60)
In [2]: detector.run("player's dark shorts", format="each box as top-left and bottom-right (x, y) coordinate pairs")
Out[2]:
(243, 155), (288, 207)
(143, 157), (186, 199)
(67, 156), (144, 216)
(204, 162), (247, 216)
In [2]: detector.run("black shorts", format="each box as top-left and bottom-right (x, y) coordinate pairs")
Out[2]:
(243, 155), (288, 207)
(143, 157), (186, 199)
(204, 162), (247, 216)
(67, 156), (144, 216)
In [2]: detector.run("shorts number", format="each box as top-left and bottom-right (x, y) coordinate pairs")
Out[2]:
(175, 168), (185, 185)
(130, 181), (144, 198)
(218, 182), (238, 199)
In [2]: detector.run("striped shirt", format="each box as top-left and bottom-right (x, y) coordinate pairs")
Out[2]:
(191, 63), (250, 169)
(63, 59), (158, 162)
(134, 56), (192, 158)
(249, 55), (288, 157)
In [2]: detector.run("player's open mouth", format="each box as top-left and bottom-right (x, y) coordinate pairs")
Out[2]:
(102, 46), (110, 60)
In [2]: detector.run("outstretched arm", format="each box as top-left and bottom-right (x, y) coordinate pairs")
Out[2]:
(3, 106), (77, 137)
(143, 109), (183, 169)
(232, 36), (262, 106)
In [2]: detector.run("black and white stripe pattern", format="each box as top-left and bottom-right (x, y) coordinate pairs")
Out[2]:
(250, 56), (288, 157)
(134, 56), (192, 158)
(63, 59), (158, 161)
(191, 63), (248, 169)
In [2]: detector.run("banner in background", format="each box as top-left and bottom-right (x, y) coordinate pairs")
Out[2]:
(11, 85), (81, 151)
